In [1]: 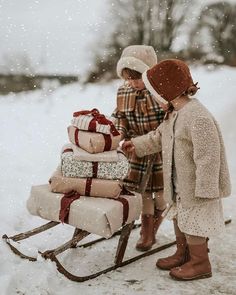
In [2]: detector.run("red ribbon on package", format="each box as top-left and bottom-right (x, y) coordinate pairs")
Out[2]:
(92, 162), (98, 178)
(73, 126), (112, 151)
(59, 191), (81, 223)
(103, 134), (112, 151)
(73, 108), (120, 136)
(115, 187), (135, 225)
(85, 178), (92, 196)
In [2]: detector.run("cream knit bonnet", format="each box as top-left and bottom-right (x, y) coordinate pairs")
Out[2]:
(116, 45), (157, 79)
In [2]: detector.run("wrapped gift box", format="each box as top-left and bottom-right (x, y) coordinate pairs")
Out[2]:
(27, 184), (142, 238)
(72, 108), (120, 136)
(67, 126), (121, 153)
(49, 168), (122, 198)
(61, 149), (129, 180)
(61, 143), (120, 162)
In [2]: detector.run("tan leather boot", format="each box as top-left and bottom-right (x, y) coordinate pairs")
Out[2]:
(169, 242), (212, 280)
(136, 214), (155, 252)
(153, 208), (165, 235)
(156, 236), (189, 270)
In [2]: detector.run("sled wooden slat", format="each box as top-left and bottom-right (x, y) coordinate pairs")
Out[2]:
(3, 221), (59, 242)
(41, 230), (90, 259)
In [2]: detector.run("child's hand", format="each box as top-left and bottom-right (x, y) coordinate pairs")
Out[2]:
(122, 140), (135, 154)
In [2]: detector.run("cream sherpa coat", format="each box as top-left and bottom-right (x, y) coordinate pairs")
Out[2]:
(132, 98), (231, 236)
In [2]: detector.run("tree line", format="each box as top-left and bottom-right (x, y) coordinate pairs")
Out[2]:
(86, 0), (236, 82)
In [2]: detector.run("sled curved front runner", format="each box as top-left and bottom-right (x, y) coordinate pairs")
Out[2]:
(2, 221), (59, 261)
(2, 220), (176, 282)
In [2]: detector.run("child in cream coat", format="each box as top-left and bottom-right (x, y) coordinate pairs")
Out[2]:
(122, 59), (231, 280)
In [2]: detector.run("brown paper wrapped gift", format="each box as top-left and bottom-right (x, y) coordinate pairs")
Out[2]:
(49, 168), (122, 198)
(27, 184), (142, 238)
(67, 126), (121, 153)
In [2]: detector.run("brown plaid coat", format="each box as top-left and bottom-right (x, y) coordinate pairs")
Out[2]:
(112, 84), (164, 192)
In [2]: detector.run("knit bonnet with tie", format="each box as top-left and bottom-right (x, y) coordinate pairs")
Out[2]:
(142, 59), (199, 119)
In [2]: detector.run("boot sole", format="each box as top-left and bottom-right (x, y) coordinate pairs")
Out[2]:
(156, 261), (186, 271)
(135, 245), (153, 252)
(156, 264), (175, 271)
(136, 240), (156, 252)
(169, 272), (212, 281)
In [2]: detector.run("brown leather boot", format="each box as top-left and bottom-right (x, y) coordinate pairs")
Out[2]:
(136, 214), (155, 252)
(169, 242), (212, 280)
(153, 208), (165, 235)
(156, 236), (189, 270)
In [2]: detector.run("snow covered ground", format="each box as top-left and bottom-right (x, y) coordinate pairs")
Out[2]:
(0, 65), (236, 295)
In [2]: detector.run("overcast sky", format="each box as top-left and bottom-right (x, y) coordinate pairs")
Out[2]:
(0, 0), (107, 75)
(0, 0), (235, 75)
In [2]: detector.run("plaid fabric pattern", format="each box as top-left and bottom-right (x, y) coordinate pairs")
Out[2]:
(112, 85), (164, 192)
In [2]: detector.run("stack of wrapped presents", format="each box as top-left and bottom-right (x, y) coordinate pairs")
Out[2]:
(50, 108), (129, 199)
(27, 109), (142, 238)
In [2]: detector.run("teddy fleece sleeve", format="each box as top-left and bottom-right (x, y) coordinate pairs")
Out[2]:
(131, 125), (162, 158)
(191, 116), (221, 199)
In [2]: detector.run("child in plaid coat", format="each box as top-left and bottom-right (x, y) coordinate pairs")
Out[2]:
(112, 45), (166, 251)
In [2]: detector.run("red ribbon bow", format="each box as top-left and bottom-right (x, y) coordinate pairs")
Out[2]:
(73, 108), (120, 136)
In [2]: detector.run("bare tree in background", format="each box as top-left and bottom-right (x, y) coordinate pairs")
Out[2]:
(189, 2), (236, 65)
(86, 0), (192, 82)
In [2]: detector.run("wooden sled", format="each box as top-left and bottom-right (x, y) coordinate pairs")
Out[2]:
(2, 220), (177, 282)
(2, 155), (232, 282)
(2, 219), (231, 282)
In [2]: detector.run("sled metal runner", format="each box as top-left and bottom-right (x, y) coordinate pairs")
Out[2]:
(2, 219), (232, 282)
(2, 220), (174, 282)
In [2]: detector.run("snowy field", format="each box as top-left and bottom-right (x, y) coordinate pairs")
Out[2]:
(0, 66), (236, 295)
